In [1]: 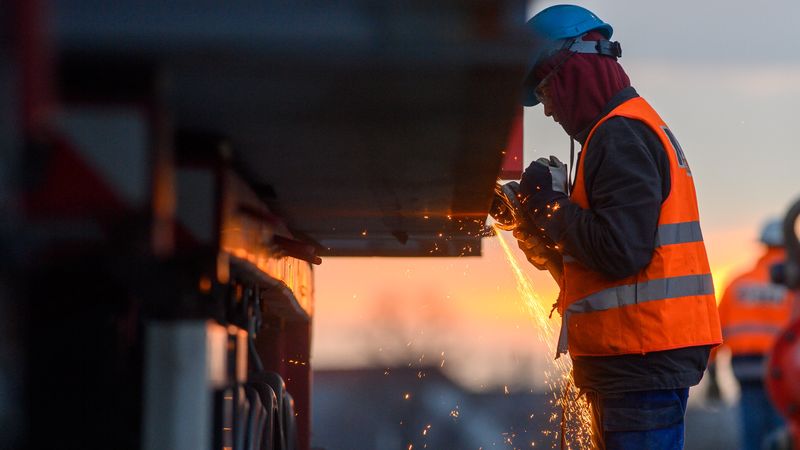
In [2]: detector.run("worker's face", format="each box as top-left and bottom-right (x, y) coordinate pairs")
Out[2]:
(533, 52), (573, 124)
(535, 80), (559, 123)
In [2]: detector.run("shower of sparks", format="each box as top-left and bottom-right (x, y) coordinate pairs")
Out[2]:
(493, 225), (592, 449)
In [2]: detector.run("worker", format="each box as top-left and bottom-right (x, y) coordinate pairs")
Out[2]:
(513, 5), (722, 449)
(709, 219), (794, 450)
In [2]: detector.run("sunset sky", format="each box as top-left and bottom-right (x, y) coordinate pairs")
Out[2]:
(311, 0), (800, 392)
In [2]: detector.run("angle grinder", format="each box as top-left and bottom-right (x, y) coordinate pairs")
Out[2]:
(489, 181), (563, 280)
(489, 181), (526, 231)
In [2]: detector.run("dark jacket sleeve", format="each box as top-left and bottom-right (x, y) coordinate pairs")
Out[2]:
(543, 117), (671, 279)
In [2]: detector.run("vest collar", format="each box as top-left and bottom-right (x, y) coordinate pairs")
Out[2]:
(574, 86), (640, 144)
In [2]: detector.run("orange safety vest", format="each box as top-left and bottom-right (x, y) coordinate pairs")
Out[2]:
(718, 248), (795, 356)
(557, 97), (722, 357)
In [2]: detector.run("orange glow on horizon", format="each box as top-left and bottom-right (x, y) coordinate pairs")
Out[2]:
(312, 221), (763, 398)
(705, 225), (763, 303)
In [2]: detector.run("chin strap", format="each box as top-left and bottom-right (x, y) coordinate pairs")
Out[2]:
(568, 39), (622, 58)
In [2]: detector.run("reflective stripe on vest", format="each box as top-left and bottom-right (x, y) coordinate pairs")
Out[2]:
(569, 274), (714, 314)
(562, 221), (702, 265)
(655, 221), (703, 246)
(557, 274), (714, 354)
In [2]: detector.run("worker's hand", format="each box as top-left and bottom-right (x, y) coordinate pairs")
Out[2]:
(539, 156), (569, 195)
(513, 227), (560, 271)
(705, 364), (721, 403)
(519, 156), (569, 223)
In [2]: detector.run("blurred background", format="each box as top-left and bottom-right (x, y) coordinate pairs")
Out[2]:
(311, 1), (800, 449)
(2, 0), (799, 449)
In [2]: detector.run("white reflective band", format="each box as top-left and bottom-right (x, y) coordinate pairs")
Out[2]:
(569, 40), (622, 58)
(655, 221), (704, 246)
(562, 222), (703, 271)
(555, 273), (715, 356)
(722, 324), (783, 338)
(568, 273), (714, 314)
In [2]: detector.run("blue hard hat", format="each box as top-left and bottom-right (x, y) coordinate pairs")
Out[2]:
(760, 218), (784, 247)
(523, 5), (615, 106)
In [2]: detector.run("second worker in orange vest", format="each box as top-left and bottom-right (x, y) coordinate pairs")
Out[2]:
(517, 5), (722, 449)
(710, 219), (795, 450)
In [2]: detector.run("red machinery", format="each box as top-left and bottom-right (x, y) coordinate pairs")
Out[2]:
(766, 198), (800, 448)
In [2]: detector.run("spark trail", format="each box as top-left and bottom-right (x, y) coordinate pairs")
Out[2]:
(493, 226), (592, 449)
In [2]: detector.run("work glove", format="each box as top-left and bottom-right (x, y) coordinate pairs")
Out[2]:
(513, 227), (555, 269)
(519, 156), (569, 223)
(512, 226), (562, 280)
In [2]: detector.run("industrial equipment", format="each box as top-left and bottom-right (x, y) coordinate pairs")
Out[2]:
(1, 1), (528, 449)
(489, 181), (563, 281)
(766, 197), (800, 449)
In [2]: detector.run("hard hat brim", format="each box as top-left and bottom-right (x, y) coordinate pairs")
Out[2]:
(522, 86), (540, 107)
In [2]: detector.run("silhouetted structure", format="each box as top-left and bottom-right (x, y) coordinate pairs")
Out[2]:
(313, 366), (559, 449)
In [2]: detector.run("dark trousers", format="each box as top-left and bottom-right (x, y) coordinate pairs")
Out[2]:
(739, 380), (785, 450)
(586, 388), (689, 450)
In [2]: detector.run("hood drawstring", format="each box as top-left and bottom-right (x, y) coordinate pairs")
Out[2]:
(568, 137), (575, 195)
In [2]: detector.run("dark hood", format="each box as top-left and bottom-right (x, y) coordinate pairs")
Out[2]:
(533, 31), (631, 138)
